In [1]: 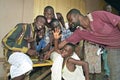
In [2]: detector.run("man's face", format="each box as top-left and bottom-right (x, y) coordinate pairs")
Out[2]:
(44, 9), (54, 23)
(67, 14), (80, 32)
(35, 17), (46, 31)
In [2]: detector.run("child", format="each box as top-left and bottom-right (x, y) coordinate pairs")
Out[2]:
(56, 12), (72, 41)
(52, 28), (89, 80)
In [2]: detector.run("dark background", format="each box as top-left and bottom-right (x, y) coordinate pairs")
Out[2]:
(105, 0), (120, 15)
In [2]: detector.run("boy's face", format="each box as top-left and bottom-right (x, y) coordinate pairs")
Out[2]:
(52, 21), (61, 31)
(61, 45), (73, 58)
(37, 28), (45, 39)
(44, 9), (54, 23)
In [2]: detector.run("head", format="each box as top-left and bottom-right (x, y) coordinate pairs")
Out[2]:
(104, 4), (112, 12)
(37, 27), (46, 39)
(44, 6), (55, 23)
(36, 27), (46, 45)
(61, 43), (75, 58)
(67, 9), (83, 32)
(34, 15), (47, 31)
(56, 12), (65, 28)
(50, 18), (62, 32)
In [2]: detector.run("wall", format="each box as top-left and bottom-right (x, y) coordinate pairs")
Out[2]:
(34, 0), (86, 22)
(86, 0), (106, 13)
(0, 0), (34, 78)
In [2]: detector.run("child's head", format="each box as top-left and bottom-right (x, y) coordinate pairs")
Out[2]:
(36, 27), (46, 44)
(50, 18), (62, 32)
(44, 6), (55, 23)
(37, 27), (46, 39)
(61, 43), (75, 58)
(56, 12), (65, 28)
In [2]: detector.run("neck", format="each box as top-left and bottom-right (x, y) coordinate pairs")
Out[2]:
(81, 16), (91, 30)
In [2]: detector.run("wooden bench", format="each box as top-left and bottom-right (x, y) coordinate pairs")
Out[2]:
(3, 58), (52, 80)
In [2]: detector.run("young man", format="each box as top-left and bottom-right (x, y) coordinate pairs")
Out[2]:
(45, 9), (120, 80)
(2, 15), (47, 80)
(44, 6), (55, 26)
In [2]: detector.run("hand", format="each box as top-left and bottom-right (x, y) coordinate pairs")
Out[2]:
(24, 36), (35, 43)
(52, 28), (61, 40)
(27, 49), (38, 56)
(44, 51), (51, 60)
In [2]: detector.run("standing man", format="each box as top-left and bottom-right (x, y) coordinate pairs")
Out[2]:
(2, 15), (47, 80)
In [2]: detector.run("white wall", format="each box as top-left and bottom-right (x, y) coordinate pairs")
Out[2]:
(0, 0), (34, 78)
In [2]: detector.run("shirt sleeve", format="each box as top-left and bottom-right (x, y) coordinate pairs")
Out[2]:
(2, 24), (29, 53)
(65, 29), (83, 44)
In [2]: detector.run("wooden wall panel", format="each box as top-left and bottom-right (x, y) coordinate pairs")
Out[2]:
(34, 0), (86, 21)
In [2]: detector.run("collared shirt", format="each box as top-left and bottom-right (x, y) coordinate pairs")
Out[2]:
(66, 11), (120, 48)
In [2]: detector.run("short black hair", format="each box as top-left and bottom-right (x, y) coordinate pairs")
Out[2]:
(67, 8), (81, 18)
(35, 15), (47, 24)
(50, 18), (61, 30)
(65, 43), (75, 52)
(44, 6), (54, 12)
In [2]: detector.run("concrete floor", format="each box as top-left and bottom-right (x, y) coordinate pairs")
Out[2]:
(30, 66), (106, 80)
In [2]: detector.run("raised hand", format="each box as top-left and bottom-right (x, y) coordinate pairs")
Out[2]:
(27, 49), (38, 56)
(52, 28), (61, 40)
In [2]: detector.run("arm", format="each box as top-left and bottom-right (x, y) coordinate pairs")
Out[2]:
(2, 24), (28, 53)
(117, 21), (120, 30)
(44, 28), (68, 59)
(68, 58), (89, 80)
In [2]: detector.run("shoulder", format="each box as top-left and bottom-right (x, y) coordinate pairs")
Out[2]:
(92, 10), (108, 14)
(67, 57), (76, 63)
(91, 10), (111, 16)
(16, 23), (28, 26)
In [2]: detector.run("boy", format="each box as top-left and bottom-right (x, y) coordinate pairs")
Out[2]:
(51, 28), (89, 80)
(2, 15), (47, 80)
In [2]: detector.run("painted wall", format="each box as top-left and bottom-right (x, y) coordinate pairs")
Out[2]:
(0, 0), (34, 78)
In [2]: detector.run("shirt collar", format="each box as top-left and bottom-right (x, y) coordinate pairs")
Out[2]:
(87, 13), (93, 21)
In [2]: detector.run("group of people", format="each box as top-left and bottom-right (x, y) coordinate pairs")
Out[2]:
(2, 5), (120, 80)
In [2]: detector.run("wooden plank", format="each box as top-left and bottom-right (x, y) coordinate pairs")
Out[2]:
(35, 68), (51, 80)
(0, 57), (5, 62)
(33, 60), (53, 67)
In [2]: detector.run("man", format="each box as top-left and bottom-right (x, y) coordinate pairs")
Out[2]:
(2, 15), (47, 80)
(44, 6), (55, 25)
(45, 9), (120, 80)
(104, 4), (112, 13)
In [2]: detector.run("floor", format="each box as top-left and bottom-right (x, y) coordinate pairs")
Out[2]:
(30, 65), (106, 80)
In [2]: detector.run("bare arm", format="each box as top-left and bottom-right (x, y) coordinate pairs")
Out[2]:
(117, 21), (120, 30)
(68, 58), (89, 80)
(44, 28), (68, 59)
